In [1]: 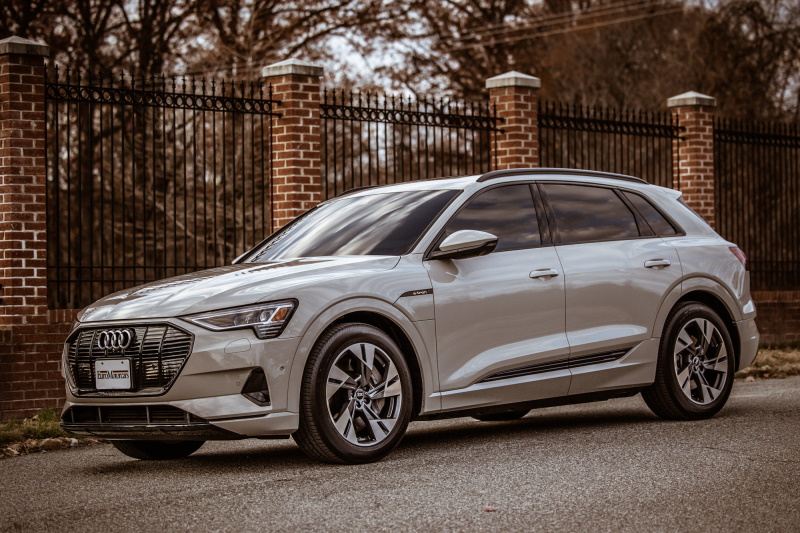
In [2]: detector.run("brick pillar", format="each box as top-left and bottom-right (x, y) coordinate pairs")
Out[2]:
(262, 59), (323, 230)
(667, 91), (717, 228)
(0, 37), (69, 420)
(0, 36), (49, 328)
(486, 71), (541, 170)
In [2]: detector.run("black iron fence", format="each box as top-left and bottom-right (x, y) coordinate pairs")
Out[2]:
(320, 90), (501, 199)
(539, 101), (682, 188)
(714, 119), (800, 291)
(45, 67), (280, 309)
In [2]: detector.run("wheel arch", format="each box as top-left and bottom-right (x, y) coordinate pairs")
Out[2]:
(656, 283), (742, 369)
(329, 311), (425, 418)
(674, 290), (741, 369)
(286, 298), (435, 417)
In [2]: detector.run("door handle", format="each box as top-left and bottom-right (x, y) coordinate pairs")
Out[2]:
(644, 259), (671, 269)
(530, 268), (559, 279)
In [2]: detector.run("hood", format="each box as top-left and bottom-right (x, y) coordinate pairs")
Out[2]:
(79, 256), (401, 322)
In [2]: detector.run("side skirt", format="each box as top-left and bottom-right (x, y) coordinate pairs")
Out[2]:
(413, 387), (644, 422)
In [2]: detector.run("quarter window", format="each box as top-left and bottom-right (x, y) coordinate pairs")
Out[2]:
(542, 184), (639, 244)
(443, 184), (541, 252)
(622, 191), (678, 236)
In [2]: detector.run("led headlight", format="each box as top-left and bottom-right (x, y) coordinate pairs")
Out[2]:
(181, 300), (296, 339)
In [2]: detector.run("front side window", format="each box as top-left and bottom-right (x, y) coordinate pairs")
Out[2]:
(542, 184), (639, 244)
(248, 189), (458, 261)
(442, 184), (541, 252)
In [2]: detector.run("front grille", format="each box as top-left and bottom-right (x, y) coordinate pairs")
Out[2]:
(64, 405), (206, 425)
(66, 324), (193, 396)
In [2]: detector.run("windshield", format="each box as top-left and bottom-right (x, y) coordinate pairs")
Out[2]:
(247, 189), (459, 262)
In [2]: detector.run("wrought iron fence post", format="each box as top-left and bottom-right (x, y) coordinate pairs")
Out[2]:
(262, 59), (324, 230)
(667, 91), (717, 228)
(486, 71), (541, 170)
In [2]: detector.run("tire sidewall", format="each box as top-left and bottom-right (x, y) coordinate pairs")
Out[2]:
(307, 325), (413, 463)
(662, 303), (735, 417)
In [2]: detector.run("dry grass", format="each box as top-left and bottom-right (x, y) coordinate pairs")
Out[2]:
(735, 347), (800, 380)
(0, 409), (67, 447)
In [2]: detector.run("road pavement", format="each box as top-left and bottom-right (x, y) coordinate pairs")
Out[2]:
(2, 377), (799, 532)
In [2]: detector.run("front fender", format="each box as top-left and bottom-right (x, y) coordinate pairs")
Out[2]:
(284, 297), (439, 415)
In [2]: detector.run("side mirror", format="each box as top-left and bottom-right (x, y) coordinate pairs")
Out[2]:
(430, 230), (498, 260)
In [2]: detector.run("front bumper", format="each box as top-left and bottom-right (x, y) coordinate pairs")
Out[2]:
(62, 318), (303, 439)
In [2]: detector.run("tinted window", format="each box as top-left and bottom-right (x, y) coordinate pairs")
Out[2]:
(543, 184), (639, 244)
(443, 185), (541, 251)
(249, 190), (458, 261)
(622, 191), (678, 236)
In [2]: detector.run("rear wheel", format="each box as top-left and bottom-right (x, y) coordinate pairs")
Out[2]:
(472, 409), (530, 422)
(294, 323), (413, 464)
(643, 302), (735, 420)
(110, 440), (205, 460)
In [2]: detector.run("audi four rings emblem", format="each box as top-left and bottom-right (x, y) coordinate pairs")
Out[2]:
(97, 329), (135, 352)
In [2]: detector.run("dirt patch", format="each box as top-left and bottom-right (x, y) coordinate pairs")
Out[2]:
(735, 348), (800, 381)
(0, 409), (104, 458)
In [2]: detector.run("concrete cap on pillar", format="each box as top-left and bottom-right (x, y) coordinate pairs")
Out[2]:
(486, 71), (541, 90)
(667, 91), (716, 108)
(0, 36), (49, 57)
(262, 58), (324, 78)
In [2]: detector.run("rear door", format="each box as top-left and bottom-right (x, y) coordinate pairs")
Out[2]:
(540, 183), (682, 360)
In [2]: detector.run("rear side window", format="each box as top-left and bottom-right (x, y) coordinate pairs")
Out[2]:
(622, 191), (678, 236)
(443, 184), (541, 251)
(542, 184), (638, 244)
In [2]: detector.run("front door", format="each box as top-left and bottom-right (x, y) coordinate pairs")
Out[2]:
(425, 183), (570, 410)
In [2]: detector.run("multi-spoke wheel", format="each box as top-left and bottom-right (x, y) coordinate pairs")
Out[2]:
(643, 302), (735, 420)
(294, 323), (413, 464)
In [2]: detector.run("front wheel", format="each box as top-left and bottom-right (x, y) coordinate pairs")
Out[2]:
(110, 440), (205, 460)
(643, 302), (735, 420)
(293, 323), (413, 464)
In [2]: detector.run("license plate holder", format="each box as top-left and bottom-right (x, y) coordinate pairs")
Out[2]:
(94, 358), (132, 390)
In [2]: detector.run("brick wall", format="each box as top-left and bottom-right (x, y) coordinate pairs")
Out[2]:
(752, 292), (800, 346)
(0, 309), (76, 419)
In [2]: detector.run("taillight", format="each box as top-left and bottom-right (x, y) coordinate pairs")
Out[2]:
(730, 247), (748, 270)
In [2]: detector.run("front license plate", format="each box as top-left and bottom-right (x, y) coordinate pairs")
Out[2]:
(95, 359), (132, 390)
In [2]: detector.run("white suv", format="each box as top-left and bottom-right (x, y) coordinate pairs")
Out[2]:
(61, 168), (759, 463)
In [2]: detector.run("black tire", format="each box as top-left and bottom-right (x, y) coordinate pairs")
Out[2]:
(110, 440), (205, 460)
(293, 323), (413, 464)
(643, 302), (735, 420)
(472, 409), (530, 422)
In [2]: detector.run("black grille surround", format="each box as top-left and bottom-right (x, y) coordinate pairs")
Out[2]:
(61, 405), (240, 440)
(66, 324), (194, 397)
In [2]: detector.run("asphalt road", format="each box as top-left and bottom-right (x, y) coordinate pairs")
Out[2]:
(2, 378), (799, 533)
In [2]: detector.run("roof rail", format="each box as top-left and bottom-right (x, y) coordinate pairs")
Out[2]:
(476, 168), (648, 184)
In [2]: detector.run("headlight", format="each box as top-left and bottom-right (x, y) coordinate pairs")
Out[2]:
(180, 300), (297, 339)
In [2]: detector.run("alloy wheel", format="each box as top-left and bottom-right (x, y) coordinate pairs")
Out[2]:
(673, 318), (729, 406)
(325, 342), (403, 447)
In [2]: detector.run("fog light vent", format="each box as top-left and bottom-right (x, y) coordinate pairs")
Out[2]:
(242, 368), (270, 406)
